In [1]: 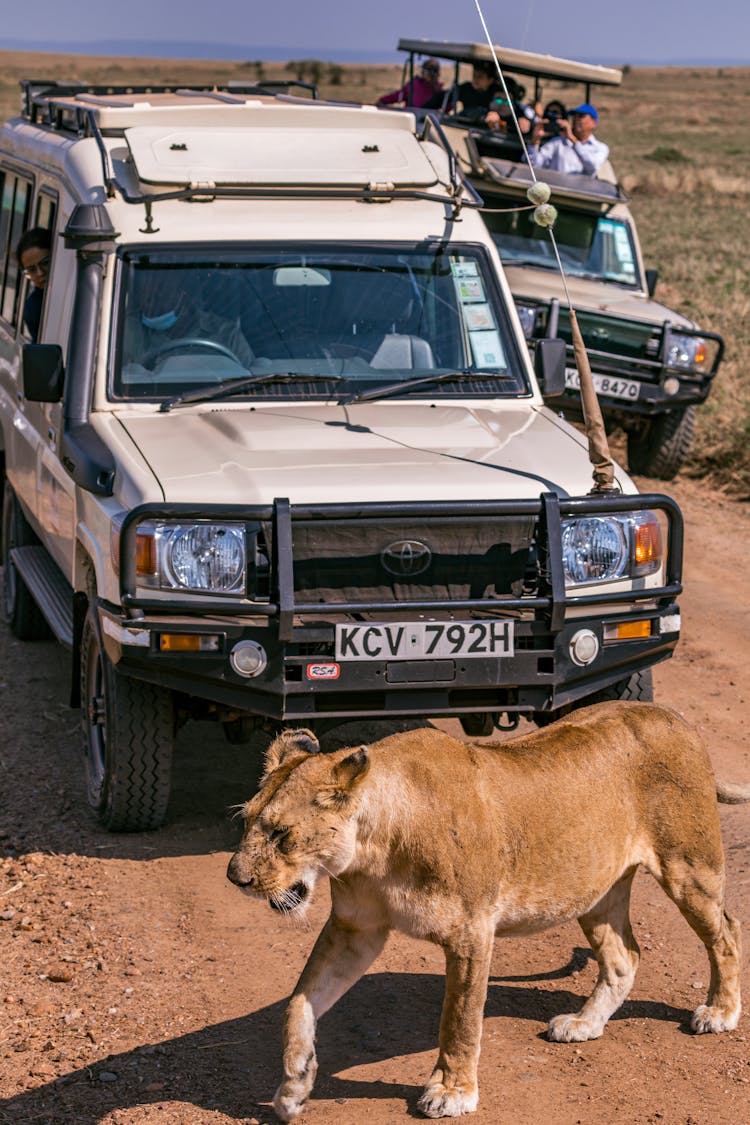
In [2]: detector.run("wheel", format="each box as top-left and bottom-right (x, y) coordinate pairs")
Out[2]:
(627, 406), (695, 479)
(81, 604), (175, 831)
(585, 668), (654, 704)
(1, 481), (51, 640)
(533, 669), (654, 728)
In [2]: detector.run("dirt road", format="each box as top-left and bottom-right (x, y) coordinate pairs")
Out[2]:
(1, 476), (749, 1125)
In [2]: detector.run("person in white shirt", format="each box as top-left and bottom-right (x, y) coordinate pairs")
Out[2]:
(528, 102), (609, 176)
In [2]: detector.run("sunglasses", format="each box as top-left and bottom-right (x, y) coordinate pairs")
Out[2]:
(23, 255), (50, 278)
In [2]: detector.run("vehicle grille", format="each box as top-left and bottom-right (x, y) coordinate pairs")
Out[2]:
(273, 516), (536, 605)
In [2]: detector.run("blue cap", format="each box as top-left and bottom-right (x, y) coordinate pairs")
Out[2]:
(570, 103), (598, 121)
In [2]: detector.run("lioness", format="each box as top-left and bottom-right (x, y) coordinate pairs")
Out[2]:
(227, 702), (750, 1120)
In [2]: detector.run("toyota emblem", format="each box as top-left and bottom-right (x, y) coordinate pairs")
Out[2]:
(381, 539), (432, 577)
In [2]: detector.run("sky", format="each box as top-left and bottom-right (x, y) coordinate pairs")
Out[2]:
(4, 0), (750, 65)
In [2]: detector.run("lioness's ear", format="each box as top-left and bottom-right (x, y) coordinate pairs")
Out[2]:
(316, 746), (370, 808)
(334, 746), (369, 785)
(264, 727), (320, 775)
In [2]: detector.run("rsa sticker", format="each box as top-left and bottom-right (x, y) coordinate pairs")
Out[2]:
(306, 662), (340, 680)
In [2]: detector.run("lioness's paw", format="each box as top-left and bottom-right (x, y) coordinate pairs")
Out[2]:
(547, 1013), (604, 1043)
(691, 1003), (741, 1034)
(418, 1082), (479, 1118)
(273, 1087), (305, 1122)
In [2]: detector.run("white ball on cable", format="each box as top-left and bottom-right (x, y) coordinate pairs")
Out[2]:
(534, 203), (558, 228)
(526, 181), (551, 205)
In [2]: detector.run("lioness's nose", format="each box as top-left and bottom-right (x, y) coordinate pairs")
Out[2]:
(226, 852), (253, 887)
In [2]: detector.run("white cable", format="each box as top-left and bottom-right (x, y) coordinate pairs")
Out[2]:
(472, 0), (575, 310)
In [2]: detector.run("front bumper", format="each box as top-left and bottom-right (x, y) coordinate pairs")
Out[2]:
(105, 492), (683, 721)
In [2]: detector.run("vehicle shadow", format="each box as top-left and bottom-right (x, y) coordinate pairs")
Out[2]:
(0, 618), (430, 863)
(0, 970), (692, 1125)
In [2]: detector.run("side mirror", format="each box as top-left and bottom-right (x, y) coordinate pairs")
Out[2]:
(645, 268), (658, 298)
(22, 344), (64, 403)
(534, 338), (567, 397)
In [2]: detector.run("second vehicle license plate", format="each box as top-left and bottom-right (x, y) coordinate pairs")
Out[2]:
(565, 367), (640, 401)
(335, 620), (514, 661)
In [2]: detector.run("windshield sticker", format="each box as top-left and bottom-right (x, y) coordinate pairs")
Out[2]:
(451, 261), (479, 278)
(463, 303), (496, 331)
(613, 226), (636, 270)
(469, 330), (506, 369)
(456, 277), (486, 302)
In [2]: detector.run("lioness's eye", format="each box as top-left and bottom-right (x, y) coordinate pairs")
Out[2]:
(269, 826), (289, 845)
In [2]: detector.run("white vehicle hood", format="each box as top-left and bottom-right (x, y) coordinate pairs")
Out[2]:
(503, 266), (697, 329)
(112, 401), (630, 504)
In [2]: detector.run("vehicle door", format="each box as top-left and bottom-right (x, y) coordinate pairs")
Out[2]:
(0, 167), (38, 517)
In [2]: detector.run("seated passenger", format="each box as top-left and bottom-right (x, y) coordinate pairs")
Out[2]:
(124, 274), (254, 371)
(16, 227), (52, 342)
(528, 102), (609, 175)
(484, 77), (536, 135)
(377, 58), (443, 108)
(539, 99), (568, 141)
(423, 60), (501, 122)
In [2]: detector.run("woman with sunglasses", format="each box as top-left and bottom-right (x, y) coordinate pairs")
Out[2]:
(16, 227), (52, 342)
(376, 58), (443, 109)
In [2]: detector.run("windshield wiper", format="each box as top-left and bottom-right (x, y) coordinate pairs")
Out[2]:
(342, 370), (513, 405)
(501, 256), (558, 271)
(160, 372), (343, 412)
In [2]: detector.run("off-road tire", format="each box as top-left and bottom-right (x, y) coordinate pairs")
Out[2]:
(81, 604), (175, 831)
(534, 668), (654, 727)
(583, 668), (654, 704)
(627, 406), (695, 480)
(1, 481), (51, 641)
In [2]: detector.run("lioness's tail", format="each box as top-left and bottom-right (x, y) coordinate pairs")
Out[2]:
(717, 779), (750, 804)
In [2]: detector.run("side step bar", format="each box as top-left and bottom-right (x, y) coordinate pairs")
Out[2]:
(10, 545), (74, 648)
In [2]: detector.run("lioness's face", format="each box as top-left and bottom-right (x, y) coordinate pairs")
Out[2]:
(227, 729), (369, 917)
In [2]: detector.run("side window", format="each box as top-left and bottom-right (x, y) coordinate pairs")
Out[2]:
(0, 171), (32, 327)
(36, 192), (57, 232)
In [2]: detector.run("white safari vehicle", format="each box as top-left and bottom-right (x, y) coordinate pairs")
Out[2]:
(0, 80), (683, 830)
(398, 40), (724, 478)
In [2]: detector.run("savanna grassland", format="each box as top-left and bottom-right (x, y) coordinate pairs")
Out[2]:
(1, 51), (748, 493)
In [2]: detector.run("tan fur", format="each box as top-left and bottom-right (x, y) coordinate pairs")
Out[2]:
(227, 702), (749, 1120)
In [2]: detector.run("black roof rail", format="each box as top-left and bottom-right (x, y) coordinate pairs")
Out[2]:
(18, 77), (318, 122)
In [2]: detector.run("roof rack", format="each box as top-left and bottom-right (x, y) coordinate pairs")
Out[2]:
(19, 78), (317, 121)
(16, 80), (482, 219)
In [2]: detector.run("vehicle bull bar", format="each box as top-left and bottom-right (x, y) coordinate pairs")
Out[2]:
(118, 493), (683, 638)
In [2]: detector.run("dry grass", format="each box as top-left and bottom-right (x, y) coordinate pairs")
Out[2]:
(2, 51), (749, 494)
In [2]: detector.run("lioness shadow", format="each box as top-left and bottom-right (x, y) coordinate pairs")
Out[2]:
(0, 968), (692, 1124)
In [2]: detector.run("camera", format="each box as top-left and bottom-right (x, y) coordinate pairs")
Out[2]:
(544, 110), (562, 138)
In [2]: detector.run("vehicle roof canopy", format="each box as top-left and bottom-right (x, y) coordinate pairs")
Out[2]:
(397, 39), (623, 87)
(11, 81), (477, 208)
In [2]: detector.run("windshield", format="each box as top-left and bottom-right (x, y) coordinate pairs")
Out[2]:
(113, 244), (529, 401)
(483, 202), (640, 287)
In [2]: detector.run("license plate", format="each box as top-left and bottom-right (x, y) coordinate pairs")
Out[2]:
(565, 367), (640, 401)
(335, 620), (514, 661)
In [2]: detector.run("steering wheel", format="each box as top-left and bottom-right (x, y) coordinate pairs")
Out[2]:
(142, 337), (244, 369)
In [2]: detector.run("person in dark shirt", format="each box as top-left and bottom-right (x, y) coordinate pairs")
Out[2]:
(423, 59), (502, 120)
(16, 227), (52, 342)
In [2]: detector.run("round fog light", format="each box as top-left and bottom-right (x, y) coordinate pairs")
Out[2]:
(230, 640), (268, 678)
(569, 629), (600, 667)
(663, 376), (680, 396)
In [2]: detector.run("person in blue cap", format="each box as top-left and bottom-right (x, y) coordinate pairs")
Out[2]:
(528, 103), (609, 175)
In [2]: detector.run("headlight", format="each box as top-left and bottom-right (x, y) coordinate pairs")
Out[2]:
(665, 333), (707, 371)
(561, 512), (662, 588)
(136, 522), (246, 595)
(514, 302), (537, 340)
